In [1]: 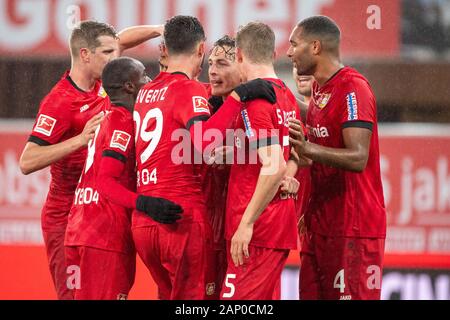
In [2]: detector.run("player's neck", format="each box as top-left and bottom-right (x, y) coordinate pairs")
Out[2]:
(69, 64), (97, 92)
(110, 96), (134, 112)
(314, 58), (344, 87)
(244, 64), (277, 81)
(166, 56), (199, 80)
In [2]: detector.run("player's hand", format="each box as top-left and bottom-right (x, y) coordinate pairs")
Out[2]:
(79, 112), (105, 146)
(207, 146), (233, 166)
(208, 95), (224, 113)
(281, 176), (300, 194)
(298, 214), (306, 236)
(289, 118), (307, 155)
(232, 79), (276, 104)
(230, 222), (253, 267)
(136, 195), (183, 224)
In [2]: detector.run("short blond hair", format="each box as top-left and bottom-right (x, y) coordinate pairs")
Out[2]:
(236, 21), (275, 64)
(70, 20), (118, 59)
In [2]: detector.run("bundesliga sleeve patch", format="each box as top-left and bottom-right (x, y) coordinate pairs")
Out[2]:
(192, 96), (211, 114)
(346, 92), (358, 120)
(34, 114), (57, 137)
(110, 130), (131, 152)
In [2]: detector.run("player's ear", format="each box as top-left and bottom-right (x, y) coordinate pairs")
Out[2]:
(198, 42), (205, 58)
(124, 81), (134, 94)
(236, 47), (244, 63)
(80, 47), (90, 63)
(311, 40), (322, 55)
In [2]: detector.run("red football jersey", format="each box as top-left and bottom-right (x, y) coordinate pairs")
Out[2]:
(133, 72), (211, 227)
(225, 78), (299, 250)
(65, 103), (135, 253)
(28, 71), (107, 231)
(306, 66), (386, 238)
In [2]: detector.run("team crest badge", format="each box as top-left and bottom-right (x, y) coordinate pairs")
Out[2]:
(318, 93), (331, 109)
(117, 293), (128, 300)
(34, 114), (56, 137)
(110, 130), (131, 152)
(206, 282), (216, 296)
(98, 86), (107, 98)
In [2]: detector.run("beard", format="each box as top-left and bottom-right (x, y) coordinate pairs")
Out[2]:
(295, 58), (315, 76)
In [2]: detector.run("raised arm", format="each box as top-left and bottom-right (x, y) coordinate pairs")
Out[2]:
(118, 25), (164, 54)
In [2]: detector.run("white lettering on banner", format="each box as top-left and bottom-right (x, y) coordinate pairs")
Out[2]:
(176, 0), (226, 44)
(0, 151), (49, 206)
(235, 0), (289, 48)
(0, 0), (48, 49)
(429, 228), (450, 252)
(295, 0), (334, 22)
(381, 272), (450, 300)
(55, 0), (108, 47)
(0, 0), (337, 54)
(394, 157), (450, 226)
(0, 220), (43, 244)
(380, 155), (391, 206)
(147, 0), (167, 28)
(116, 0), (138, 31)
(385, 227), (426, 252)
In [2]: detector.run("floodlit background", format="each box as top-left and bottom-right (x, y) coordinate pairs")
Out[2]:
(0, 0), (449, 300)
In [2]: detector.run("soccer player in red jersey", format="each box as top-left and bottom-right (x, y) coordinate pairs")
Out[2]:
(64, 57), (182, 300)
(19, 21), (164, 299)
(132, 15), (277, 300)
(287, 16), (386, 300)
(200, 35), (241, 298)
(220, 22), (302, 300)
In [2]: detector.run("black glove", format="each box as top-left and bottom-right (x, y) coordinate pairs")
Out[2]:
(234, 78), (276, 104)
(208, 95), (224, 114)
(136, 195), (183, 224)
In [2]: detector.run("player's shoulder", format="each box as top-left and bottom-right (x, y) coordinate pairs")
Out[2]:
(106, 106), (132, 126)
(41, 75), (81, 105)
(172, 77), (208, 95)
(340, 67), (372, 91)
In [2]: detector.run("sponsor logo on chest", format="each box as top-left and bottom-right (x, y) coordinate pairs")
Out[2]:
(308, 124), (330, 138)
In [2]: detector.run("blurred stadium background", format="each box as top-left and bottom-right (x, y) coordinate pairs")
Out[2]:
(1, 0), (450, 300)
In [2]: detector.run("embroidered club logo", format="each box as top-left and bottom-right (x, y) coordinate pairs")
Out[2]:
(98, 86), (107, 98)
(192, 96), (211, 114)
(34, 114), (56, 136)
(346, 92), (358, 120)
(110, 130), (131, 152)
(116, 293), (128, 300)
(206, 282), (216, 296)
(318, 93), (331, 109)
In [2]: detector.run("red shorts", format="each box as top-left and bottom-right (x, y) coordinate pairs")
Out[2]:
(65, 246), (136, 300)
(132, 221), (215, 300)
(220, 243), (289, 300)
(211, 245), (227, 299)
(299, 232), (385, 300)
(42, 230), (73, 300)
